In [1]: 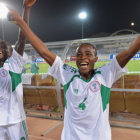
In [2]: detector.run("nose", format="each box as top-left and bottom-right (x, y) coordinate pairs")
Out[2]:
(80, 54), (86, 59)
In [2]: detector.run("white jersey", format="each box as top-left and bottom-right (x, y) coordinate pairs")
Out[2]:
(48, 56), (127, 140)
(0, 49), (25, 126)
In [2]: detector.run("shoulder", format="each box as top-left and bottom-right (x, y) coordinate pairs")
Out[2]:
(63, 63), (78, 74)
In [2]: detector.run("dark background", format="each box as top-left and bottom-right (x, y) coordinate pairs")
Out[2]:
(0, 0), (140, 44)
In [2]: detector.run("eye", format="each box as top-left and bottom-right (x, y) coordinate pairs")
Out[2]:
(77, 53), (82, 57)
(86, 53), (92, 56)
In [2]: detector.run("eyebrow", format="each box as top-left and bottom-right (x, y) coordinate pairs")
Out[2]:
(77, 50), (94, 53)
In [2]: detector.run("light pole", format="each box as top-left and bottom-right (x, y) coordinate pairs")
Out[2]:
(0, 2), (9, 40)
(78, 11), (87, 39)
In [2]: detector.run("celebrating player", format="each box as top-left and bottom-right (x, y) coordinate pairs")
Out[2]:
(7, 6), (140, 140)
(0, 0), (36, 140)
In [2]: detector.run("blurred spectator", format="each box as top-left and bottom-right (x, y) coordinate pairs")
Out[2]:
(31, 56), (39, 74)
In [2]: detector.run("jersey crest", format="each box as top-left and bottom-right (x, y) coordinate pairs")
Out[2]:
(89, 81), (100, 93)
(0, 68), (8, 77)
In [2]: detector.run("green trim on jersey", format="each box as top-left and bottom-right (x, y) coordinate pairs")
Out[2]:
(9, 71), (22, 92)
(94, 71), (101, 74)
(22, 120), (28, 140)
(0, 60), (9, 68)
(5, 60), (9, 63)
(81, 71), (101, 82)
(64, 75), (80, 108)
(63, 71), (101, 108)
(81, 76), (93, 82)
(101, 84), (111, 112)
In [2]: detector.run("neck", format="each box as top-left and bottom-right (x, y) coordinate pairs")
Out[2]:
(0, 61), (3, 67)
(80, 70), (94, 80)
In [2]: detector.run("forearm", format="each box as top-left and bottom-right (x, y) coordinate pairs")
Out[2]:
(18, 20), (56, 66)
(116, 35), (140, 68)
(15, 7), (30, 55)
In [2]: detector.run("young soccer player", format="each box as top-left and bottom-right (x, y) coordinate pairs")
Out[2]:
(0, 0), (36, 140)
(8, 6), (140, 140)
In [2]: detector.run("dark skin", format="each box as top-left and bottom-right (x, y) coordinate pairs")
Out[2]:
(0, 42), (9, 65)
(0, 0), (36, 67)
(15, 0), (36, 56)
(7, 8), (140, 79)
(76, 44), (98, 80)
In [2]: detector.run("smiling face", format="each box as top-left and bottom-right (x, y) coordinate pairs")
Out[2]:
(76, 43), (98, 80)
(0, 41), (9, 66)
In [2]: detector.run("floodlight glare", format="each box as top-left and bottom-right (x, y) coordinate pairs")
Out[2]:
(78, 11), (87, 20)
(131, 22), (135, 26)
(0, 2), (9, 19)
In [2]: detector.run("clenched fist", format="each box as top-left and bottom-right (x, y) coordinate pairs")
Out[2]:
(24, 0), (36, 8)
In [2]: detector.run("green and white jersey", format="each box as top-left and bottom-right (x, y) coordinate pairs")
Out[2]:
(48, 56), (127, 140)
(0, 49), (25, 126)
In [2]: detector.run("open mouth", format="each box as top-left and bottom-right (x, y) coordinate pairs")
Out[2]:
(79, 62), (89, 68)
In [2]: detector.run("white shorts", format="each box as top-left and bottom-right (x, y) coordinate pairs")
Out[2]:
(0, 120), (28, 140)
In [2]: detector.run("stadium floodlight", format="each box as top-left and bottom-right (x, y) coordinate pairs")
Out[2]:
(0, 2), (9, 19)
(78, 11), (87, 20)
(78, 11), (87, 39)
(131, 22), (135, 26)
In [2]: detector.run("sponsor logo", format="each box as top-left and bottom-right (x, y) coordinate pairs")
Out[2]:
(20, 137), (25, 140)
(89, 81), (100, 92)
(0, 69), (8, 77)
(74, 89), (78, 94)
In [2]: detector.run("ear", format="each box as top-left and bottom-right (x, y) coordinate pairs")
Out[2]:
(94, 56), (98, 62)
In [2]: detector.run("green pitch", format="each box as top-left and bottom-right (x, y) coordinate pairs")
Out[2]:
(24, 60), (140, 74)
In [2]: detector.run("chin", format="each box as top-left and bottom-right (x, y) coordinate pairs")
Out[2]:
(80, 70), (90, 76)
(80, 68), (93, 76)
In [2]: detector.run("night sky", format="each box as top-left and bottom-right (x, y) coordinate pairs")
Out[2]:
(0, 0), (140, 44)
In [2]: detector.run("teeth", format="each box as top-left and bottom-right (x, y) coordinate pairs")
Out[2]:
(80, 63), (88, 67)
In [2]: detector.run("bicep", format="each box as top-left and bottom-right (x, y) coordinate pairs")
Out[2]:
(116, 50), (129, 68)
(116, 47), (135, 68)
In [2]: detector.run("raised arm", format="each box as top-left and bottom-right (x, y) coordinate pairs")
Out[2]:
(15, 0), (36, 56)
(8, 7), (56, 66)
(116, 35), (140, 68)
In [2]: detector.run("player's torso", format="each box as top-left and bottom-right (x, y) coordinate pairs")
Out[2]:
(65, 73), (104, 126)
(0, 67), (11, 102)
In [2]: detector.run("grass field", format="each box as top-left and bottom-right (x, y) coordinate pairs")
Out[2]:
(24, 60), (140, 74)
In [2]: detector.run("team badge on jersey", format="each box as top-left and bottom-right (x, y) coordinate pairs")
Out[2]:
(89, 81), (100, 92)
(0, 69), (8, 77)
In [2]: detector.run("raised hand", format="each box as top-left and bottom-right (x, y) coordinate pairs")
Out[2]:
(7, 7), (22, 25)
(24, 0), (36, 8)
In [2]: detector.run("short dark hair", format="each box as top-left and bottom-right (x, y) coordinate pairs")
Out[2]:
(0, 40), (9, 61)
(76, 43), (97, 56)
(0, 40), (8, 49)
